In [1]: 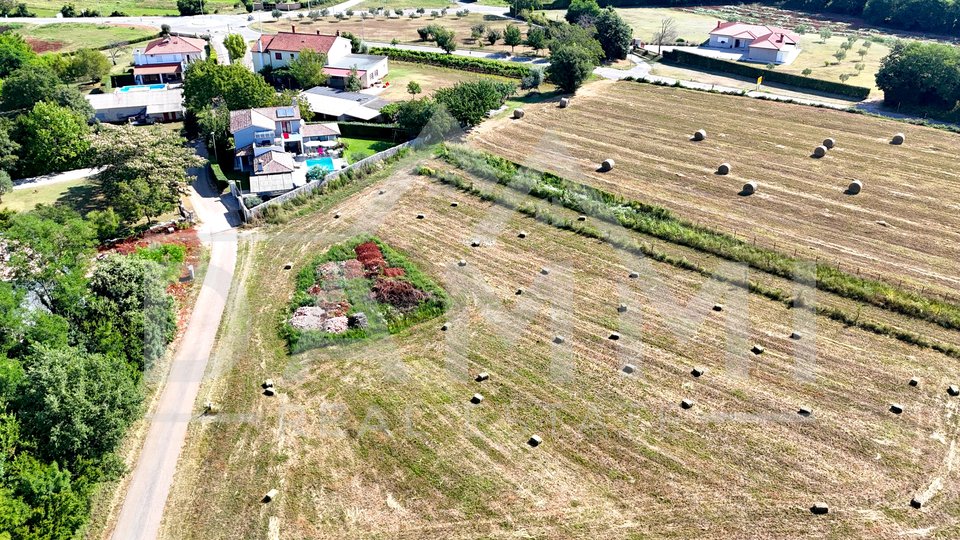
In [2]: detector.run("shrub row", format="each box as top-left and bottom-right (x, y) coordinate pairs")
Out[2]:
(420, 162), (960, 360)
(436, 144), (960, 332)
(661, 48), (871, 100)
(337, 121), (405, 141)
(369, 47), (533, 79)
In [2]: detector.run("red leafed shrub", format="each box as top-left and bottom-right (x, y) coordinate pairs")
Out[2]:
(355, 242), (386, 272)
(372, 279), (426, 310)
(383, 267), (406, 278)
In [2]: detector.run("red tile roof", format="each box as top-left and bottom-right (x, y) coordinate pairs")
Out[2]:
(256, 32), (339, 54)
(143, 35), (206, 56)
(710, 21), (799, 44)
(254, 150), (295, 174)
(749, 32), (800, 50)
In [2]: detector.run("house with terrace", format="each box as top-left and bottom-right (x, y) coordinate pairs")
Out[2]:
(132, 35), (207, 85)
(230, 105), (344, 194)
(706, 21), (801, 65)
(252, 28), (389, 89)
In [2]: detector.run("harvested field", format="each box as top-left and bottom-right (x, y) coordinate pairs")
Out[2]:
(162, 156), (960, 539)
(469, 80), (960, 300)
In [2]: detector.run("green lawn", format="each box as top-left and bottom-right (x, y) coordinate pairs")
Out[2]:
(2, 178), (102, 213)
(13, 23), (158, 53)
(341, 137), (397, 162)
(19, 0), (239, 17)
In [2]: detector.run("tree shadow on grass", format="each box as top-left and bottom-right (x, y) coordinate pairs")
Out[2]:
(56, 182), (106, 215)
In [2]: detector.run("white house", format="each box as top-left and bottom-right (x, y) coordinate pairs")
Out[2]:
(706, 21), (800, 64)
(251, 28), (388, 88)
(132, 35), (207, 85)
(230, 106), (304, 172)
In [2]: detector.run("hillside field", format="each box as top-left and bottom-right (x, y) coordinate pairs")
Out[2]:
(469, 80), (960, 301)
(156, 146), (960, 538)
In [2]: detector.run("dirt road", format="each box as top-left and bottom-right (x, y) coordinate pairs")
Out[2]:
(108, 165), (240, 540)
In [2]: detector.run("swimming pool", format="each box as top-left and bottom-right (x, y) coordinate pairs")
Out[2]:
(118, 84), (167, 93)
(305, 157), (336, 171)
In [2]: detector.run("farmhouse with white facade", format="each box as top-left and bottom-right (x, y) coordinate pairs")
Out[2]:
(252, 29), (388, 89)
(706, 21), (801, 65)
(132, 35), (207, 85)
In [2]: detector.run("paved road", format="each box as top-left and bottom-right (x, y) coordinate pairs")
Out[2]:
(109, 155), (240, 540)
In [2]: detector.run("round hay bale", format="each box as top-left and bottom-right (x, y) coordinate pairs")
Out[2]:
(518, 231), (527, 238)
(457, 259), (467, 267)
(541, 267), (550, 275)
(617, 303), (628, 313)
(690, 367), (705, 377)
(621, 364), (636, 374)
(416, 213), (425, 219)
(559, 97), (570, 108)
(948, 385), (960, 397)
(813, 145), (827, 158)
(717, 163), (731, 175)
(693, 129), (707, 141)
(810, 502), (829, 515)
(909, 377), (920, 387)
(823, 137), (835, 149)
(681, 399), (695, 410)
(600, 159), (615, 172)
(471, 240), (481, 247)
(892, 132), (905, 145)
(577, 215), (586, 221)
(513, 108), (525, 119)
(450, 201), (459, 207)
(847, 180), (862, 195)
(334, 212), (341, 219)
(628, 271), (639, 279)
(741, 181), (758, 195)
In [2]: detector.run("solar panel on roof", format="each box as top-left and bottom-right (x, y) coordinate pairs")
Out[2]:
(276, 107), (294, 118)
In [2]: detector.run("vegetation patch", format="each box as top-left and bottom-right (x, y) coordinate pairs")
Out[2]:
(282, 235), (449, 352)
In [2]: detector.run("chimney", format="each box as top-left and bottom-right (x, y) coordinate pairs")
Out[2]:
(291, 25), (296, 33)
(316, 30), (320, 35)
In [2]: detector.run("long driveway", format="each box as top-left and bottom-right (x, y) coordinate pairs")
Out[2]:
(108, 161), (240, 540)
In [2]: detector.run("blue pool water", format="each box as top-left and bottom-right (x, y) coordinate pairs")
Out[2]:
(305, 157), (336, 171)
(118, 84), (167, 92)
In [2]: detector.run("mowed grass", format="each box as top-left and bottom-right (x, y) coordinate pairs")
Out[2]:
(354, 0), (456, 10)
(379, 60), (522, 99)
(256, 12), (538, 55)
(2, 178), (102, 213)
(18, 0), (237, 16)
(468, 80), (960, 300)
(160, 152), (960, 539)
(12, 23), (158, 52)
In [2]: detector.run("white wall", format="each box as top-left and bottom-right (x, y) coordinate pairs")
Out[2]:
(252, 37), (351, 72)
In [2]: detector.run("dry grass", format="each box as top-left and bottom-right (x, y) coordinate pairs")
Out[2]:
(468, 80), (960, 300)
(255, 13), (538, 56)
(160, 153), (960, 539)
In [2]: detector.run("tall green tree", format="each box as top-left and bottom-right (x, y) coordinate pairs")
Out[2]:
(177, 0), (203, 15)
(17, 345), (143, 464)
(91, 125), (204, 226)
(1, 64), (93, 117)
(7, 454), (87, 540)
(524, 26), (547, 54)
(876, 40), (960, 110)
(433, 27), (457, 53)
(66, 49), (111, 83)
(509, 0), (541, 17)
(566, 0), (601, 25)
(503, 24), (522, 53)
(434, 79), (515, 127)
(2, 209), (96, 316)
(0, 119), (21, 174)
(287, 48), (328, 88)
(14, 102), (91, 178)
(223, 33), (247, 64)
(183, 60), (277, 112)
(0, 33), (35, 78)
(345, 65), (362, 92)
(0, 171), (12, 203)
(546, 44), (596, 93)
(594, 7), (633, 60)
(87, 255), (177, 370)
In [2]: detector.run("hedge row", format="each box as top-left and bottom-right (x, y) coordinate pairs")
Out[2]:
(661, 49), (871, 100)
(369, 47), (533, 79)
(337, 121), (404, 141)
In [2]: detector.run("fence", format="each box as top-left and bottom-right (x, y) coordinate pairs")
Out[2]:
(241, 140), (416, 222)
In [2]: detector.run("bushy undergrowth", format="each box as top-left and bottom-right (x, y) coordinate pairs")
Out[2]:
(282, 235), (449, 352)
(435, 144), (960, 333)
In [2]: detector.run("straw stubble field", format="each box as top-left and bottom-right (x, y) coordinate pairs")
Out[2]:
(161, 155), (960, 539)
(469, 80), (960, 301)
